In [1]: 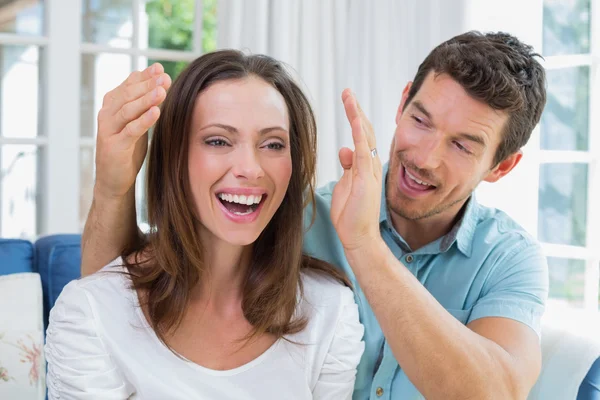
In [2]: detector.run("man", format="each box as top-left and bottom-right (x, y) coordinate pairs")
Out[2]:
(82, 31), (548, 399)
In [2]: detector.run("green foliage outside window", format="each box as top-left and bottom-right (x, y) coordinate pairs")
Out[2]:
(145, 0), (217, 80)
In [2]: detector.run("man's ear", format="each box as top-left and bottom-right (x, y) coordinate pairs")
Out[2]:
(484, 151), (523, 183)
(396, 81), (413, 125)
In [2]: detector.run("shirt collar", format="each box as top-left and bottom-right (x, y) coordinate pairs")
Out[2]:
(441, 194), (478, 257)
(379, 162), (479, 257)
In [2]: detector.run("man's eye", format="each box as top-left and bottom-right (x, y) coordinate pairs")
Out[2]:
(453, 141), (470, 154)
(411, 115), (425, 126)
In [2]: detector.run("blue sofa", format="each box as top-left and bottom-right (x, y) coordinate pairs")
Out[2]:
(1, 234), (599, 399)
(0, 235), (81, 332)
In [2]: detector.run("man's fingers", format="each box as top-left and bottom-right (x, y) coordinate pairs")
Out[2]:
(342, 89), (375, 152)
(103, 63), (167, 111)
(342, 89), (360, 127)
(342, 91), (372, 175)
(341, 88), (353, 106)
(357, 99), (382, 181)
(121, 106), (160, 145)
(124, 63), (163, 86)
(339, 147), (354, 170)
(121, 73), (171, 106)
(355, 98), (377, 152)
(112, 86), (167, 134)
(103, 65), (155, 107)
(106, 71), (171, 119)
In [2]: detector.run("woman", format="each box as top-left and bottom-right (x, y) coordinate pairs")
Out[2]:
(44, 50), (364, 399)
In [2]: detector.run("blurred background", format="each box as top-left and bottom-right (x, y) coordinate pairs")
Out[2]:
(0, 0), (598, 314)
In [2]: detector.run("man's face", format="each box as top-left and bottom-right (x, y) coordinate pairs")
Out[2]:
(387, 72), (513, 223)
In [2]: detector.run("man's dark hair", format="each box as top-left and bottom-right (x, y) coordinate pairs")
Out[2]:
(405, 31), (547, 166)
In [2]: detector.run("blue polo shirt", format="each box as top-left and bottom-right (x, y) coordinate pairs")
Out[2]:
(302, 164), (549, 400)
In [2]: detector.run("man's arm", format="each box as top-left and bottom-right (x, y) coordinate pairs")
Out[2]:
(332, 90), (545, 399)
(81, 63), (171, 276)
(81, 186), (139, 276)
(345, 240), (542, 400)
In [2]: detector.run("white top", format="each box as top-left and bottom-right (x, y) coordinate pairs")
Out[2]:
(45, 258), (365, 400)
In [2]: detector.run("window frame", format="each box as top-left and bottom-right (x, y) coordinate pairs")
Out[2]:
(0, 1), (81, 237)
(0, 0), (209, 238)
(540, 0), (600, 311)
(79, 0), (208, 230)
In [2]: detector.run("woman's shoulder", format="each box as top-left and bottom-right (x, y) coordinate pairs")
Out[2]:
(292, 270), (364, 389)
(296, 270), (360, 336)
(48, 256), (143, 356)
(74, 256), (131, 292)
(46, 257), (136, 399)
(55, 256), (135, 319)
(299, 269), (354, 307)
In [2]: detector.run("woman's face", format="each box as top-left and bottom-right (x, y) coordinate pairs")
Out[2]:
(188, 76), (292, 247)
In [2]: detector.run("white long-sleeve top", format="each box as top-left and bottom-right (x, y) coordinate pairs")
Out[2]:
(45, 258), (365, 400)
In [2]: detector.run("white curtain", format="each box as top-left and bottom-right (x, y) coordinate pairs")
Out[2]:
(217, 0), (464, 185)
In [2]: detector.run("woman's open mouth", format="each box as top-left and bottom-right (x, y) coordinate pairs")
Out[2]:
(216, 192), (267, 222)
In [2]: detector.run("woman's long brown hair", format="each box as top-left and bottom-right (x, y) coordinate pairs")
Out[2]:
(122, 50), (349, 348)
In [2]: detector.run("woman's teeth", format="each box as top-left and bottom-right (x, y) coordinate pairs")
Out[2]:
(232, 208), (253, 216)
(217, 193), (263, 216)
(218, 193), (263, 206)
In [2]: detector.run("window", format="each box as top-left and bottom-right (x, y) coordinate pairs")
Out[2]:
(0, 1), (45, 239)
(540, 0), (600, 311)
(80, 0), (217, 230)
(0, 0), (217, 238)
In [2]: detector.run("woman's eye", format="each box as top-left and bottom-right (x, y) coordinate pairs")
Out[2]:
(264, 142), (285, 150)
(206, 139), (229, 147)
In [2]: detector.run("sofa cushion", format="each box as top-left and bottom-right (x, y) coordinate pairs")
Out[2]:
(529, 310), (600, 400)
(34, 235), (81, 331)
(0, 272), (46, 400)
(0, 239), (34, 275)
